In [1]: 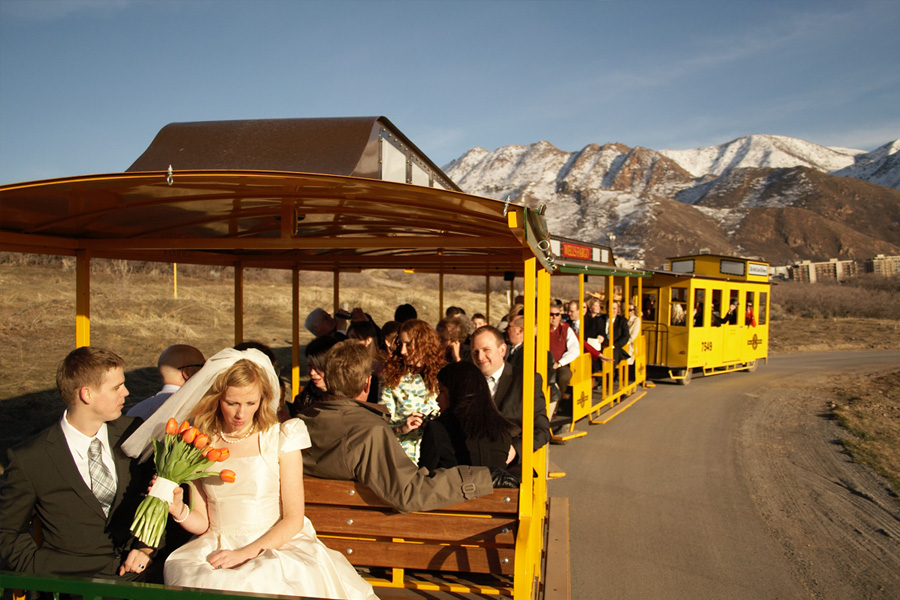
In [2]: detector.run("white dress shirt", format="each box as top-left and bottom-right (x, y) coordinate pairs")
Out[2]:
(127, 383), (180, 420)
(557, 326), (580, 367)
(60, 411), (118, 490)
(485, 362), (506, 399)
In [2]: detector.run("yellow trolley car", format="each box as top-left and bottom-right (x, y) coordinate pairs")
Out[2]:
(641, 253), (770, 385)
(0, 117), (568, 599)
(547, 236), (651, 440)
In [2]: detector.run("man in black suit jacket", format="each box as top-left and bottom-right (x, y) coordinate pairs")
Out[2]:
(598, 303), (631, 364)
(0, 347), (154, 579)
(471, 326), (551, 465)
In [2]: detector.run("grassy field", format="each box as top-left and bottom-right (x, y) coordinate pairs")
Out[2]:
(1, 260), (898, 489)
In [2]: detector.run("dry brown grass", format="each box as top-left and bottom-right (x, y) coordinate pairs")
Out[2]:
(2, 258), (898, 478)
(832, 371), (900, 491)
(0, 261), (518, 466)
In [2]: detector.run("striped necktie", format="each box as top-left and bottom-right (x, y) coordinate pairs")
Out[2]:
(88, 437), (116, 516)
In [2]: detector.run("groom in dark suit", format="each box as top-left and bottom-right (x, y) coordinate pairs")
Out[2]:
(0, 347), (154, 579)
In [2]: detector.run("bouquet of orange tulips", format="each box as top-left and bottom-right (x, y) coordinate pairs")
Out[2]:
(130, 418), (235, 548)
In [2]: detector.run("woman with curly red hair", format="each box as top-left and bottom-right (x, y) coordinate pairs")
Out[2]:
(378, 319), (445, 463)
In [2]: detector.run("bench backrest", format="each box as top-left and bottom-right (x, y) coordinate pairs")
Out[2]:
(303, 477), (520, 575)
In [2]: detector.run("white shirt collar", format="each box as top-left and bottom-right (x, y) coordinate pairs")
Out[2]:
(485, 361), (505, 397)
(60, 410), (111, 459)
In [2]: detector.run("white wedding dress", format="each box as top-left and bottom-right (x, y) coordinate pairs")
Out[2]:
(164, 419), (378, 599)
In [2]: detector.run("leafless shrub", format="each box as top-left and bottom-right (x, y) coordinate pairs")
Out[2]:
(772, 278), (900, 320)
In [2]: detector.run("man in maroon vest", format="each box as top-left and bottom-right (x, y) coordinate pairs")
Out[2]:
(548, 301), (579, 398)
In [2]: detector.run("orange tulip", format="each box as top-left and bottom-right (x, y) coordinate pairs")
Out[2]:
(182, 427), (199, 444)
(193, 433), (209, 449)
(206, 448), (221, 462)
(165, 418), (179, 436)
(178, 420), (191, 434)
(219, 469), (236, 483)
(216, 448), (230, 462)
(201, 446), (212, 458)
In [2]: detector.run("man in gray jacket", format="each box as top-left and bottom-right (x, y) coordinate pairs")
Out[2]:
(299, 341), (493, 513)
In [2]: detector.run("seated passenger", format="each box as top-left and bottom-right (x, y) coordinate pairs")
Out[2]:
(128, 344), (205, 420)
(471, 313), (488, 329)
(393, 303), (417, 323)
(671, 303), (687, 326)
(470, 326), (551, 471)
(348, 320), (386, 403)
(304, 308), (347, 341)
(1, 347), (154, 580)
(419, 362), (519, 486)
(445, 305), (466, 318)
(436, 314), (472, 363)
(548, 301), (579, 396)
(289, 336), (339, 417)
(745, 302), (756, 327)
(378, 319), (444, 463)
(381, 320), (401, 348)
(566, 300), (581, 334)
(724, 299), (739, 325)
(299, 341), (493, 513)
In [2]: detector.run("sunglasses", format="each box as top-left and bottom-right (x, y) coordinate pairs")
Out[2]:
(549, 313), (561, 317)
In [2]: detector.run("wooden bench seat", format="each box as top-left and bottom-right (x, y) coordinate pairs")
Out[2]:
(303, 477), (520, 576)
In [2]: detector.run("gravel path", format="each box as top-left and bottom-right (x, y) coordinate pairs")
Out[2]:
(549, 350), (900, 599)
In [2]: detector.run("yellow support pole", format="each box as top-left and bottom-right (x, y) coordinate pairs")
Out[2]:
(514, 256), (538, 600)
(292, 266), (301, 400)
(234, 262), (244, 345)
(75, 250), (91, 348)
(485, 273), (491, 323)
(438, 272), (444, 320)
(173, 263), (178, 300)
(333, 271), (340, 316)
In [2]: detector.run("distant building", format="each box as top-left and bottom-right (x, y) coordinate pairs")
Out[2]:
(615, 257), (645, 270)
(789, 258), (858, 283)
(865, 254), (900, 277)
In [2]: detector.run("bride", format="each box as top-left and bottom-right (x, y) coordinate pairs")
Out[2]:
(122, 348), (378, 599)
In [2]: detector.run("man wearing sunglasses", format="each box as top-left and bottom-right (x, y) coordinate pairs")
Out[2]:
(127, 344), (205, 420)
(548, 301), (579, 399)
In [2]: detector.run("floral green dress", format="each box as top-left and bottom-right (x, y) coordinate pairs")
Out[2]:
(378, 372), (440, 463)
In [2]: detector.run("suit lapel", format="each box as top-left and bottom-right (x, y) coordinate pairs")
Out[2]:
(46, 422), (108, 520)
(108, 418), (133, 515)
(494, 367), (515, 412)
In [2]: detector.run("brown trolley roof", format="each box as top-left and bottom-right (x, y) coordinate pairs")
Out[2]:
(1, 170), (554, 274)
(0, 118), (556, 275)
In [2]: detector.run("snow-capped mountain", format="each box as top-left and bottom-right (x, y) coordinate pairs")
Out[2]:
(444, 134), (900, 267)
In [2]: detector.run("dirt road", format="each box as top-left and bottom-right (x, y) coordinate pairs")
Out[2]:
(548, 350), (900, 599)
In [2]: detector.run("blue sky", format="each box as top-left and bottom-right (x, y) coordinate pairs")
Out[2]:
(1, 0), (898, 184)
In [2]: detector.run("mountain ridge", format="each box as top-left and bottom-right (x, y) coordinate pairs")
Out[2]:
(443, 134), (900, 268)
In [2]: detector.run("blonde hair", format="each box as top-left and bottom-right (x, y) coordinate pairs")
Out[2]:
(188, 359), (278, 434)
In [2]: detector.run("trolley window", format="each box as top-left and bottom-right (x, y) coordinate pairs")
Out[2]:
(745, 291), (756, 326)
(711, 289), (723, 326)
(721, 260), (746, 276)
(759, 292), (768, 325)
(671, 287), (688, 326)
(642, 292), (657, 321)
(725, 290), (739, 325)
(693, 288), (706, 327)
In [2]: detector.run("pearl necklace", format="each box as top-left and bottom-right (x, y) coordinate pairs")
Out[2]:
(217, 423), (255, 444)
